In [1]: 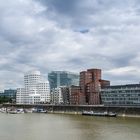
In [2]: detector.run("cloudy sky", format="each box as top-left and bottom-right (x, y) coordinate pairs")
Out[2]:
(0, 0), (140, 90)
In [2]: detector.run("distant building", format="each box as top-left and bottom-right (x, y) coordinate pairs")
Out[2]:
(48, 71), (79, 90)
(0, 89), (17, 102)
(51, 87), (63, 104)
(80, 68), (110, 105)
(16, 88), (27, 104)
(100, 80), (110, 88)
(24, 70), (41, 90)
(51, 86), (70, 105)
(16, 71), (50, 104)
(4, 89), (16, 98)
(61, 86), (70, 104)
(70, 85), (85, 105)
(101, 84), (140, 106)
(37, 81), (50, 103)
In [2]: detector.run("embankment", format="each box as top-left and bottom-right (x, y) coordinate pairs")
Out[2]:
(2, 104), (140, 117)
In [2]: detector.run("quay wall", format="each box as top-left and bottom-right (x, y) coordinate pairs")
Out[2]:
(2, 104), (140, 117)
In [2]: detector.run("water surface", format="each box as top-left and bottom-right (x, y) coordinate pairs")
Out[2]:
(0, 113), (140, 140)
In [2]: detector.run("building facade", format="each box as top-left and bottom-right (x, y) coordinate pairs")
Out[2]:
(16, 88), (27, 104)
(48, 71), (79, 90)
(61, 86), (70, 104)
(37, 81), (50, 103)
(0, 89), (17, 103)
(24, 71), (41, 90)
(51, 86), (71, 105)
(80, 69), (110, 105)
(101, 84), (140, 106)
(51, 87), (63, 104)
(16, 71), (50, 104)
(70, 85), (85, 105)
(0, 89), (17, 98)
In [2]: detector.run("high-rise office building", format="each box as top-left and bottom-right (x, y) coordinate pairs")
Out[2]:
(48, 71), (79, 90)
(64, 68), (110, 105)
(16, 71), (50, 104)
(79, 69), (100, 104)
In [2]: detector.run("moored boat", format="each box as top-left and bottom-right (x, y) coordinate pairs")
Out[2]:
(16, 108), (24, 114)
(7, 110), (18, 114)
(24, 108), (33, 113)
(0, 108), (7, 113)
(82, 111), (117, 117)
(32, 108), (47, 113)
(108, 112), (117, 117)
(7, 108), (24, 114)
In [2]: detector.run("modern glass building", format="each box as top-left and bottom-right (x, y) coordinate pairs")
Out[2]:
(48, 71), (79, 90)
(101, 84), (140, 106)
(0, 89), (17, 102)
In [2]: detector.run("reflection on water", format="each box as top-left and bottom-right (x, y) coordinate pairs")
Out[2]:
(0, 113), (140, 140)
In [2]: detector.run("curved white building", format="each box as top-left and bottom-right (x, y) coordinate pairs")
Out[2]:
(37, 80), (50, 103)
(24, 70), (41, 90)
(16, 70), (51, 104)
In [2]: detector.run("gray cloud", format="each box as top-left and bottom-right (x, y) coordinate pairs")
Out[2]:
(37, 0), (138, 28)
(0, 0), (140, 90)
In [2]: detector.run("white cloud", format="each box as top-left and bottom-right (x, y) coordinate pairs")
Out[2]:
(106, 66), (140, 76)
(0, 0), (140, 89)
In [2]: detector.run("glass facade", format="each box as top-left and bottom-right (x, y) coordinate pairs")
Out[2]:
(0, 89), (16, 99)
(101, 84), (140, 106)
(48, 71), (79, 90)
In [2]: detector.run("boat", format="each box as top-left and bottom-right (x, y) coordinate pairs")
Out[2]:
(81, 111), (93, 116)
(16, 108), (24, 114)
(108, 112), (117, 117)
(7, 110), (18, 114)
(24, 108), (33, 113)
(7, 108), (24, 114)
(0, 108), (7, 113)
(37, 109), (47, 113)
(32, 108), (47, 113)
(82, 111), (117, 117)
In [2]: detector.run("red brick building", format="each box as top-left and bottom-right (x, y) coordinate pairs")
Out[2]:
(70, 85), (85, 105)
(80, 68), (110, 105)
(100, 79), (110, 88)
(69, 68), (110, 105)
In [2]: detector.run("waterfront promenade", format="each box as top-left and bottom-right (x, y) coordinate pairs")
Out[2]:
(2, 104), (140, 117)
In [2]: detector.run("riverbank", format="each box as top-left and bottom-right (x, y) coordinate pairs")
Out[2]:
(1, 108), (140, 118)
(47, 111), (140, 118)
(2, 103), (140, 118)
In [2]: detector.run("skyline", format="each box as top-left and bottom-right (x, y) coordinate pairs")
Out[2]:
(0, 0), (140, 90)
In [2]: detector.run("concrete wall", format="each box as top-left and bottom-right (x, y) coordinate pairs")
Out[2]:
(2, 104), (140, 116)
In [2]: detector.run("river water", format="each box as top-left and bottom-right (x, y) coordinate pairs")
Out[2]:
(0, 113), (140, 140)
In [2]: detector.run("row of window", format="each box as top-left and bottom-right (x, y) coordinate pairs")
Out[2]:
(102, 94), (140, 97)
(104, 101), (140, 104)
(102, 98), (140, 101)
